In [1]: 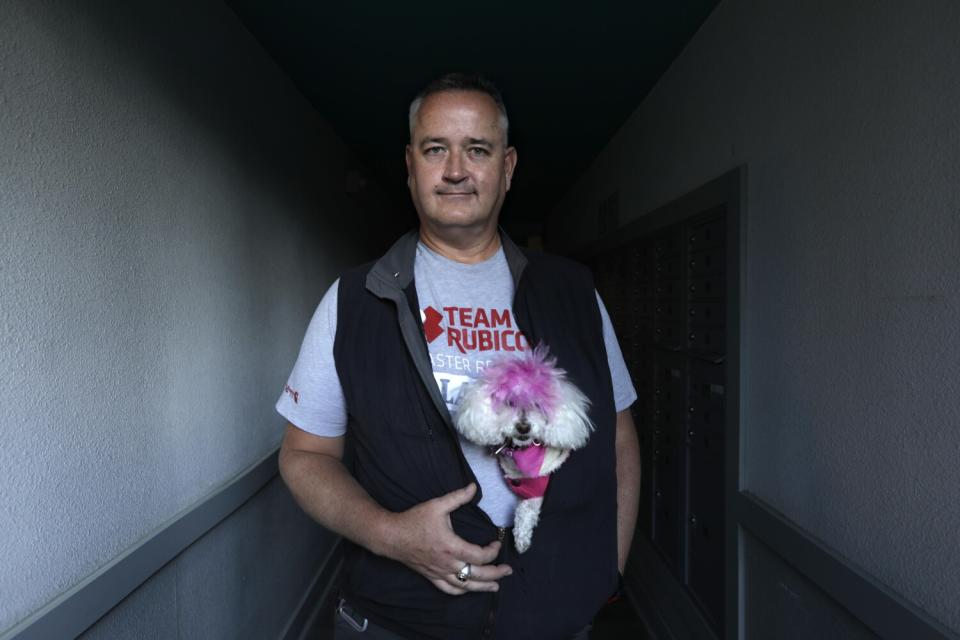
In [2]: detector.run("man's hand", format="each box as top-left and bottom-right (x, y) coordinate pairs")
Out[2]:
(279, 425), (511, 596)
(381, 483), (512, 595)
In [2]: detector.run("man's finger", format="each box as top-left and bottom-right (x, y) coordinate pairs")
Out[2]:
(455, 539), (502, 565)
(452, 577), (501, 592)
(441, 567), (502, 593)
(434, 483), (477, 513)
(433, 578), (467, 596)
(463, 563), (513, 582)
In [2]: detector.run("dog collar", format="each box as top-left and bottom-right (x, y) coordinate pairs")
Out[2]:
(490, 439), (542, 457)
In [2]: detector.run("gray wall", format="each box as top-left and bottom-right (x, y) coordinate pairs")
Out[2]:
(77, 477), (338, 640)
(0, 0), (386, 635)
(548, 0), (960, 633)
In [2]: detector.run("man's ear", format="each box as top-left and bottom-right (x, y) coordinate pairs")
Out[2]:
(504, 146), (518, 191)
(405, 144), (413, 183)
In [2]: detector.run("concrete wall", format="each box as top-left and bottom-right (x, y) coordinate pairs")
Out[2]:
(0, 0), (386, 635)
(548, 0), (960, 633)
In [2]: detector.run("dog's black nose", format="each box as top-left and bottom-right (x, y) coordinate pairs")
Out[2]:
(515, 420), (531, 435)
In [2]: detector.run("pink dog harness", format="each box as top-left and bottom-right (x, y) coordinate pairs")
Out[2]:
(502, 445), (550, 499)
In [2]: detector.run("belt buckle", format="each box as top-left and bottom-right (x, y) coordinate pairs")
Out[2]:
(336, 598), (369, 632)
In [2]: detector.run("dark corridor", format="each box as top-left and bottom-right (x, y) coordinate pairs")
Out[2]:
(3, 1), (960, 640)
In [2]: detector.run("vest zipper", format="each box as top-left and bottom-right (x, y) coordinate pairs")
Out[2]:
(380, 258), (523, 537)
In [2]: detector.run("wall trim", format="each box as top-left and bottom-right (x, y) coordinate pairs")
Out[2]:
(280, 540), (343, 640)
(737, 492), (959, 640)
(624, 536), (716, 640)
(1, 449), (280, 640)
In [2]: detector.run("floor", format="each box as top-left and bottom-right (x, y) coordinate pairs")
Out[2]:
(589, 596), (651, 639)
(307, 589), (651, 639)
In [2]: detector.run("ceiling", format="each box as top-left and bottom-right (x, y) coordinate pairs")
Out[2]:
(226, 0), (720, 233)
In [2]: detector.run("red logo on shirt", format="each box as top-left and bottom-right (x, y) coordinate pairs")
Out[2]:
(422, 306), (528, 354)
(284, 384), (300, 404)
(423, 306), (444, 343)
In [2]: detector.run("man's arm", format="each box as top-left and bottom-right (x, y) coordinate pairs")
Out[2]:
(615, 408), (641, 574)
(278, 423), (512, 595)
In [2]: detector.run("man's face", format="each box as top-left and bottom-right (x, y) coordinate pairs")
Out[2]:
(406, 90), (517, 234)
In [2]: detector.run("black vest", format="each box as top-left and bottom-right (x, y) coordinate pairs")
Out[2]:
(333, 230), (618, 640)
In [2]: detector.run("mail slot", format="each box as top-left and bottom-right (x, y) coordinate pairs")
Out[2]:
(688, 214), (725, 251)
(654, 230), (683, 258)
(655, 300), (681, 324)
(655, 279), (681, 299)
(687, 328), (725, 356)
(656, 254), (682, 279)
(687, 275), (725, 301)
(688, 301), (725, 328)
(687, 246), (725, 277)
(654, 322), (684, 349)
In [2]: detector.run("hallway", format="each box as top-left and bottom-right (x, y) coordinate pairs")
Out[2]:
(2, 1), (960, 639)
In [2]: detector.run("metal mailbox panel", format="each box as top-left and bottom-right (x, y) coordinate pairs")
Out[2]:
(686, 444), (725, 628)
(655, 279), (682, 299)
(686, 423), (725, 454)
(687, 391), (725, 436)
(688, 301), (725, 328)
(653, 451), (681, 569)
(654, 300), (682, 324)
(653, 499), (680, 569)
(630, 296), (657, 320)
(591, 207), (731, 632)
(688, 215), (725, 252)
(687, 275), (725, 301)
(688, 246), (725, 277)
(636, 280), (656, 300)
(687, 327), (726, 356)
(688, 361), (725, 434)
(656, 254), (683, 280)
(655, 230), (684, 258)
(632, 309), (655, 338)
(654, 358), (685, 431)
(654, 322), (684, 350)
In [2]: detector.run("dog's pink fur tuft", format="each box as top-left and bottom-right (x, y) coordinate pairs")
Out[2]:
(485, 344), (562, 420)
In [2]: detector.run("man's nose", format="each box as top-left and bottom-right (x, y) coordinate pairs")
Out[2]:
(442, 152), (467, 182)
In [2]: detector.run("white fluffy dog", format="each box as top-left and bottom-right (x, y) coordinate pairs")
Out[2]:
(454, 346), (593, 552)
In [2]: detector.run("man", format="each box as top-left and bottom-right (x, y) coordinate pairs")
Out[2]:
(276, 74), (640, 639)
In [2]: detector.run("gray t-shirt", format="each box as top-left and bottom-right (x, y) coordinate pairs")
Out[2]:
(276, 242), (637, 526)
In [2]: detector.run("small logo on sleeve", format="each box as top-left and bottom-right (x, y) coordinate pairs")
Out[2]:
(284, 384), (300, 404)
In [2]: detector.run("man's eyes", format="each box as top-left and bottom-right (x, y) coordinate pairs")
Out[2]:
(421, 146), (490, 156)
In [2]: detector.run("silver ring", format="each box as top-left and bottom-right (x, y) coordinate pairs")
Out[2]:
(455, 563), (471, 582)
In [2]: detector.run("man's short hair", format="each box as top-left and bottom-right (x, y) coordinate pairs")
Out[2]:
(408, 73), (510, 143)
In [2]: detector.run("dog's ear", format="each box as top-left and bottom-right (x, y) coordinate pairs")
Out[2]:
(454, 381), (504, 446)
(546, 378), (594, 449)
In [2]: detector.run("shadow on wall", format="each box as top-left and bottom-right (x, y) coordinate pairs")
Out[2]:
(35, 0), (408, 254)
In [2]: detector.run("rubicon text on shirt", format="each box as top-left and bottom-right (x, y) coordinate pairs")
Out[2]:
(445, 327), (528, 354)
